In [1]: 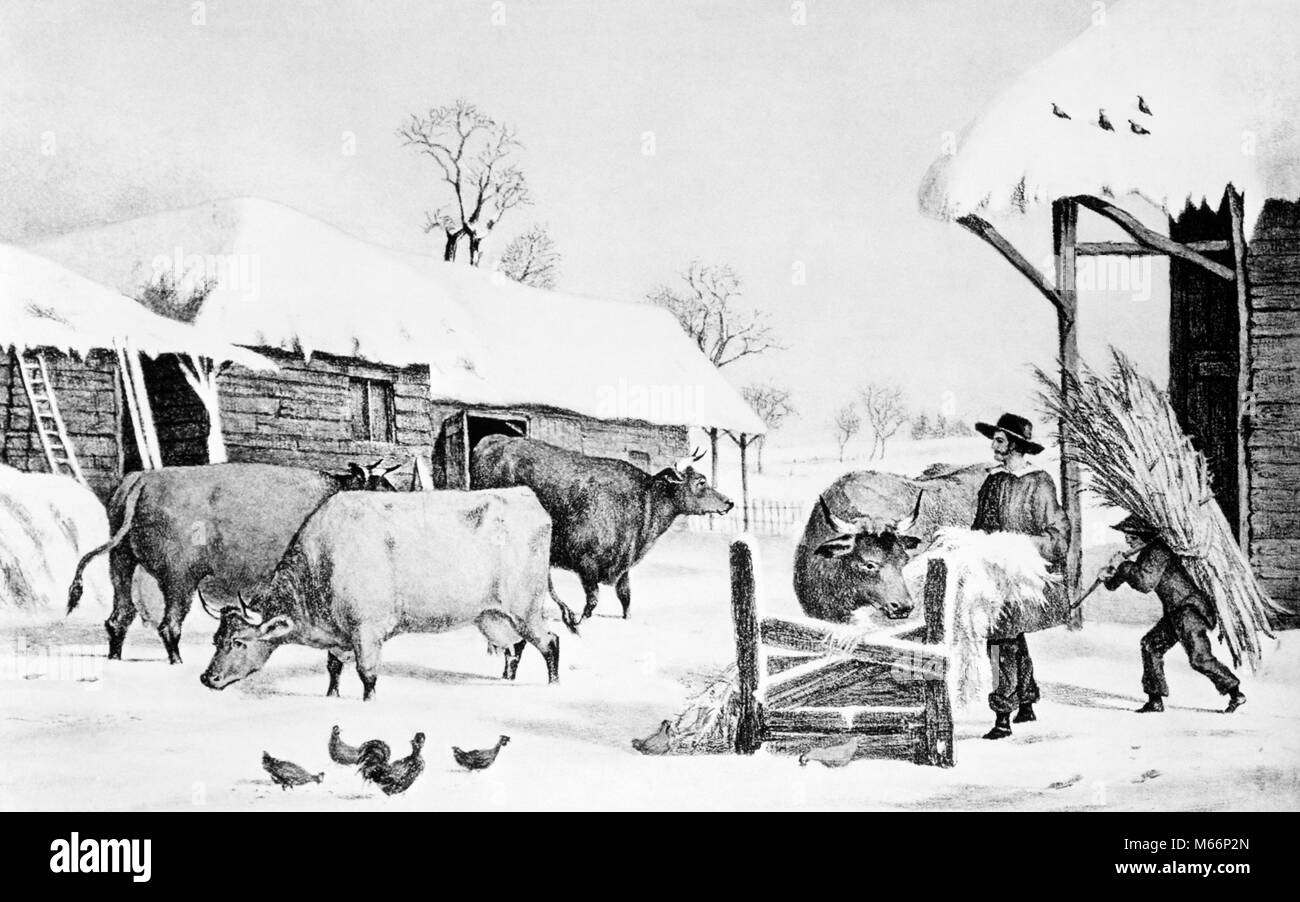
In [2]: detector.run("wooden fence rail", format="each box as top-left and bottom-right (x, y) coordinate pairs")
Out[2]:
(680, 498), (806, 536)
(730, 537), (955, 767)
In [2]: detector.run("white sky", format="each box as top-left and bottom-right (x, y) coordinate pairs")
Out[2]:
(0, 0), (1169, 444)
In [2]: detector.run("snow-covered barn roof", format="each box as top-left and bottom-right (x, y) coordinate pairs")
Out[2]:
(29, 199), (765, 435)
(1, 242), (270, 369)
(918, 0), (1300, 232)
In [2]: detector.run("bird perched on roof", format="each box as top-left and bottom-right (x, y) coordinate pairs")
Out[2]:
(798, 736), (860, 768)
(452, 735), (511, 771)
(358, 732), (424, 795)
(1137, 95), (1152, 116)
(262, 751), (324, 790)
(1098, 109), (1115, 131)
(631, 720), (673, 755)
(1129, 120), (1151, 136)
(1051, 102), (1071, 119)
(328, 725), (368, 766)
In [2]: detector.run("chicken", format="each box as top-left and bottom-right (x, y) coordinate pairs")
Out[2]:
(1137, 94), (1152, 115)
(797, 736), (860, 768)
(452, 735), (511, 771)
(1129, 120), (1151, 135)
(358, 732), (424, 796)
(631, 720), (673, 755)
(262, 751), (324, 790)
(1051, 102), (1071, 119)
(328, 725), (366, 765)
(1098, 109), (1115, 131)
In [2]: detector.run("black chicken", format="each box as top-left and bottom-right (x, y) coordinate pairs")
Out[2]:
(452, 735), (511, 771)
(262, 751), (324, 790)
(1098, 109), (1115, 131)
(358, 732), (424, 795)
(329, 725), (366, 765)
(1129, 120), (1151, 135)
(1051, 102), (1071, 119)
(1137, 94), (1152, 115)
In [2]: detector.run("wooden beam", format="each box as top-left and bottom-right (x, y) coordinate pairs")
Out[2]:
(1072, 195), (1236, 280)
(1054, 199), (1085, 626)
(1227, 185), (1253, 557)
(759, 617), (948, 677)
(764, 705), (924, 736)
(918, 559), (954, 767)
(739, 433), (750, 531)
(1076, 240), (1231, 256)
(730, 538), (763, 754)
(957, 214), (1067, 320)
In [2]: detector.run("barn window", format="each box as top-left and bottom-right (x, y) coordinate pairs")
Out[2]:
(627, 449), (651, 468)
(349, 378), (395, 442)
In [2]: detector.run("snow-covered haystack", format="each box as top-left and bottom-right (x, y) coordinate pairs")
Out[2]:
(0, 466), (111, 613)
(905, 528), (1060, 707)
(919, 0), (1300, 231)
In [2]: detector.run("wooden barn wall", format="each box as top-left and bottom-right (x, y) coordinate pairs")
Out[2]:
(1246, 197), (1300, 624)
(427, 399), (689, 476)
(1, 349), (121, 502)
(217, 349), (434, 486)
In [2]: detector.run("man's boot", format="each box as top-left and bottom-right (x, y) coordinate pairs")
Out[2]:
(1136, 694), (1164, 713)
(1224, 691), (1246, 714)
(983, 712), (1012, 740)
(1013, 703), (1036, 723)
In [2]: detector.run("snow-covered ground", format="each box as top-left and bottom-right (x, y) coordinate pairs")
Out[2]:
(2, 523), (1295, 811)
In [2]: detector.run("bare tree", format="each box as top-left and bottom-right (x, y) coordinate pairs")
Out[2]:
(398, 99), (532, 265)
(498, 224), (560, 289)
(859, 383), (909, 460)
(647, 261), (784, 368)
(741, 382), (795, 474)
(833, 403), (861, 463)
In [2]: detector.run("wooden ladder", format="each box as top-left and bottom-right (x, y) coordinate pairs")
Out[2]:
(16, 351), (87, 485)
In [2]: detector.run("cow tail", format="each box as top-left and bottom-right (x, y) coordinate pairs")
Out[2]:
(548, 576), (581, 635)
(67, 473), (146, 614)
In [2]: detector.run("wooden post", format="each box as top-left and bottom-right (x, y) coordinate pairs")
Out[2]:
(731, 538), (763, 754)
(708, 427), (719, 488)
(917, 559), (954, 767)
(1227, 185), (1253, 557)
(1053, 199), (1084, 627)
(739, 433), (750, 531)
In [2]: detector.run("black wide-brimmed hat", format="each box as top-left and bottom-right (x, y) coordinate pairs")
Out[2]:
(974, 412), (1045, 455)
(1111, 513), (1158, 536)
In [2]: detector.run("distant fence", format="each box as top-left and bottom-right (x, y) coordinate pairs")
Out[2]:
(679, 498), (807, 537)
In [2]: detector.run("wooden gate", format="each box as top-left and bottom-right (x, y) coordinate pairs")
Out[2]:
(730, 538), (954, 767)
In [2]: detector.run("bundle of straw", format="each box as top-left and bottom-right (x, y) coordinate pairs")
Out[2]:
(1035, 348), (1281, 670)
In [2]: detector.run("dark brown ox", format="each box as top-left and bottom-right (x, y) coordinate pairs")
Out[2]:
(792, 463), (988, 622)
(66, 461), (397, 664)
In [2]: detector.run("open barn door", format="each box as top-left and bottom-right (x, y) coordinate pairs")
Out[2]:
(1169, 198), (1242, 539)
(436, 410), (469, 489)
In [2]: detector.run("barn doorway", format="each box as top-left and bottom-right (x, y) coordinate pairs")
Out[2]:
(1168, 199), (1242, 540)
(121, 354), (210, 473)
(466, 414), (527, 488)
(436, 410), (528, 489)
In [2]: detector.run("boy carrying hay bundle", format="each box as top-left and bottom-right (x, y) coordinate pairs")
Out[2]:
(1099, 515), (1244, 714)
(1038, 348), (1280, 716)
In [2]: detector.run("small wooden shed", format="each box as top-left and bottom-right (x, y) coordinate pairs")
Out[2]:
(918, 0), (1300, 625)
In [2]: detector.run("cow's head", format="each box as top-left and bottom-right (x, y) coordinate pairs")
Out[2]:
(807, 492), (924, 620)
(331, 459), (402, 492)
(653, 449), (733, 515)
(199, 590), (295, 690)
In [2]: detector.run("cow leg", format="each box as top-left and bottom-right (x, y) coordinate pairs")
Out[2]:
(353, 634), (383, 701)
(580, 573), (601, 621)
(542, 632), (560, 684)
(104, 548), (139, 661)
(326, 652), (345, 697)
(502, 640), (527, 680)
(157, 578), (194, 665)
(615, 572), (632, 619)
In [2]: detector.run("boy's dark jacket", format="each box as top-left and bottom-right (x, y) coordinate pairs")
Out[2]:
(1104, 540), (1216, 626)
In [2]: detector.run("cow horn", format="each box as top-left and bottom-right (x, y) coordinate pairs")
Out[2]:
(198, 585), (223, 620)
(369, 459), (384, 470)
(690, 447), (706, 462)
(894, 490), (924, 534)
(818, 495), (861, 537)
(383, 462), (404, 474)
(236, 591), (264, 627)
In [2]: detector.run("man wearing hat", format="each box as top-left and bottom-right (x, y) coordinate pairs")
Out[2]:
(1099, 515), (1245, 713)
(971, 413), (1069, 739)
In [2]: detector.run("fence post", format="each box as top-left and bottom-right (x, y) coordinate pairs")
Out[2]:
(731, 538), (763, 754)
(917, 559), (955, 767)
